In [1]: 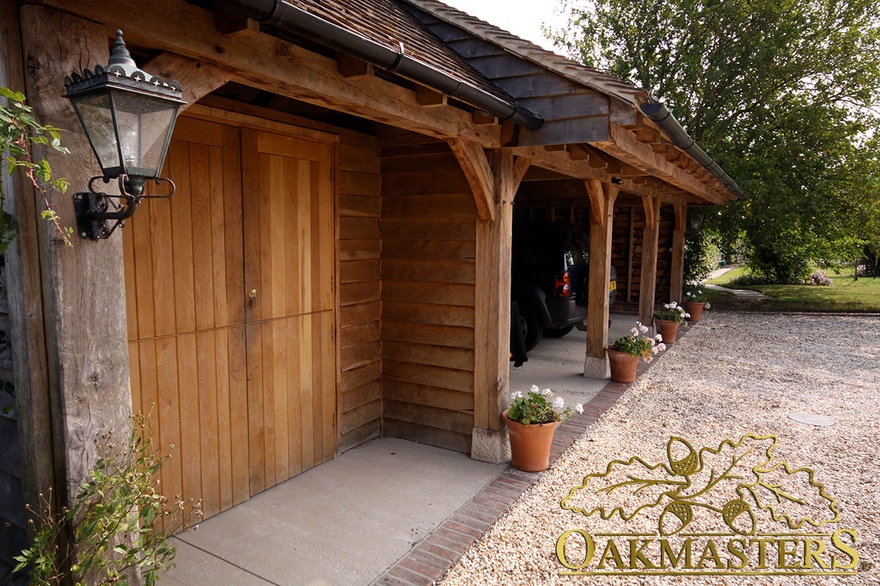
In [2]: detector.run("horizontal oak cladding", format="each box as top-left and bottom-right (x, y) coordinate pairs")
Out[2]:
(382, 340), (474, 372)
(342, 380), (381, 412)
(381, 239), (476, 262)
(381, 218), (474, 240)
(340, 300), (380, 326)
(340, 259), (380, 283)
(383, 360), (473, 393)
(381, 171), (472, 196)
(382, 194), (475, 218)
(382, 321), (474, 349)
(382, 420), (470, 453)
(341, 360), (382, 393)
(339, 171), (381, 196)
(381, 281), (474, 307)
(339, 143), (381, 174)
(339, 321), (381, 349)
(339, 238), (380, 261)
(341, 399), (382, 435)
(383, 400), (474, 436)
(340, 193), (380, 217)
(340, 280), (380, 306)
(340, 217), (380, 240)
(341, 420), (381, 452)
(381, 259), (475, 284)
(341, 341), (382, 371)
(383, 380), (474, 412)
(382, 301), (474, 328)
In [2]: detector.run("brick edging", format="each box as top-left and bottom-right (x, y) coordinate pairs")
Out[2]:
(371, 324), (694, 585)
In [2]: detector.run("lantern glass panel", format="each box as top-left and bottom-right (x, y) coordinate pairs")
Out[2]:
(112, 89), (180, 178)
(71, 91), (121, 174)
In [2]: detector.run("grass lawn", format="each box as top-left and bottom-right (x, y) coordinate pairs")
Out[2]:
(704, 266), (880, 312)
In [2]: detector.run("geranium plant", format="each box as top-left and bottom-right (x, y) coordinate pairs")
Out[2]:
(653, 301), (690, 324)
(609, 322), (666, 362)
(683, 282), (711, 308)
(507, 385), (582, 425)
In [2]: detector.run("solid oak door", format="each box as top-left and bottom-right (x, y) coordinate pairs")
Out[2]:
(125, 117), (337, 521)
(241, 128), (337, 496)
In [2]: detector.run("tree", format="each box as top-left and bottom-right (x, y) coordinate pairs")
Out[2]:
(553, 0), (880, 282)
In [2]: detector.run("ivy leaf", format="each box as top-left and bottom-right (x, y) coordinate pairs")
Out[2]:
(677, 434), (777, 505)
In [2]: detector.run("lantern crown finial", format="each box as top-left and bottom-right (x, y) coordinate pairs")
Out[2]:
(108, 30), (137, 69)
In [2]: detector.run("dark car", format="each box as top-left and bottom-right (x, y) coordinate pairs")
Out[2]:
(511, 222), (617, 350)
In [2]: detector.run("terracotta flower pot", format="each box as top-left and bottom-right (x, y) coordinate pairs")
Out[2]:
(606, 347), (639, 383)
(682, 301), (705, 323)
(655, 319), (680, 345)
(502, 409), (560, 472)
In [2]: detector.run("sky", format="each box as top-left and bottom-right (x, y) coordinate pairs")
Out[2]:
(441, 0), (571, 52)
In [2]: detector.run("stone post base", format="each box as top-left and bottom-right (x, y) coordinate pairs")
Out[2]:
(470, 426), (510, 464)
(583, 356), (610, 379)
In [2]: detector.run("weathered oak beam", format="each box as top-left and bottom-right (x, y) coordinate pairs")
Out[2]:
(144, 53), (233, 110)
(594, 123), (730, 204)
(39, 0), (501, 147)
(510, 145), (607, 181)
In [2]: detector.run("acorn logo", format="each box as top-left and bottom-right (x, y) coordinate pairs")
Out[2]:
(555, 434), (859, 576)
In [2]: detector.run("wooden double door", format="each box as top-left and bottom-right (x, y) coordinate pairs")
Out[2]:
(124, 116), (337, 520)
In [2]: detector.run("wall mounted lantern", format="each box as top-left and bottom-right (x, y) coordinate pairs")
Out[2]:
(63, 30), (185, 239)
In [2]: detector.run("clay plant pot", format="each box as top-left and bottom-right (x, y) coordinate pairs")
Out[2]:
(655, 319), (680, 345)
(606, 347), (639, 383)
(502, 409), (560, 472)
(682, 301), (705, 323)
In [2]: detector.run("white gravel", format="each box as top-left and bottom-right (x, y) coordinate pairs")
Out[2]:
(441, 312), (880, 585)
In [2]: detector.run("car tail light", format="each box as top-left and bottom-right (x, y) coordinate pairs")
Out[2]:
(554, 271), (571, 297)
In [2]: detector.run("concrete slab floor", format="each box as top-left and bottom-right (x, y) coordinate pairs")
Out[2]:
(509, 312), (640, 408)
(162, 438), (506, 586)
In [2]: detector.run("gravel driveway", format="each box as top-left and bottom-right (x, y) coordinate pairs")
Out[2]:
(441, 312), (879, 585)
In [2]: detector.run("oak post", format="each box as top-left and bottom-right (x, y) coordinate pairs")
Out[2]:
(639, 195), (661, 327)
(670, 203), (686, 303)
(583, 180), (618, 379)
(19, 6), (137, 574)
(1, 0), (58, 524)
(470, 148), (529, 463)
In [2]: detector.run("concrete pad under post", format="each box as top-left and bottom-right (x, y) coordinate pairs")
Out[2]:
(583, 356), (610, 380)
(471, 426), (511, 464)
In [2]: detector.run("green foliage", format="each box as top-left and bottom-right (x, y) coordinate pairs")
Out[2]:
(683, 228), (720, 285)
(13, 413), (202, 585)
(552, 0), (880, 284)
(609, 321), (663, 362)
(0, 86), (73, 249)
(507, 385), (581, 425)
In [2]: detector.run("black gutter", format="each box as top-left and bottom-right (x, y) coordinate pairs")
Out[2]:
(641, 101), (743, 198)
(213, 0), (544, 130)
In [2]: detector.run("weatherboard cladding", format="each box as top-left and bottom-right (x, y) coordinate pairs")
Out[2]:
(291, 0), (514, 104)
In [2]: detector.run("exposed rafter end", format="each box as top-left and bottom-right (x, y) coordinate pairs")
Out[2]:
(337, 53), (373, 78)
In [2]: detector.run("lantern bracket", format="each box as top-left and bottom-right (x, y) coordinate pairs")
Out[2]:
(74, 174), (175, 239)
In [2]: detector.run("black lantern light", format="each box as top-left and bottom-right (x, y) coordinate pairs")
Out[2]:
(63, 30), (185, 239)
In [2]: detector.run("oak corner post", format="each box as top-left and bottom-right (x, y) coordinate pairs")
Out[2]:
(469, 148), (528, 463)
(583, 180), (618, 379)
(670, 203), (686, 303)
(639, 195), (661, 327)
(18, 3), (135, 527)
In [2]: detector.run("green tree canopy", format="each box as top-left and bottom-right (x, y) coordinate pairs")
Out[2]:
(553, 0), (880, 282)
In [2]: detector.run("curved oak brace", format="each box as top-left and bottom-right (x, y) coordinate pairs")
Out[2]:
(448, 138), (496, 221)
(144, 52), (235, 111)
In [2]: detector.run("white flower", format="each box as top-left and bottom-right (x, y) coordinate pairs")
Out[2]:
(541, 387), (553, 397)
(651, 346), (660, 354)
(512, 390), (523, 400)
(575, 403), (584, 414)
(530, 384), (539, 394)
(553, 396), (565, 410)
(654, 334), (663, 342)
(639, 323), (649, 333)
(705, 303), (711, 309)
(657, 343), (667, 351)
(684, 312), (691, 318)
(631, 327), (639, 336)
